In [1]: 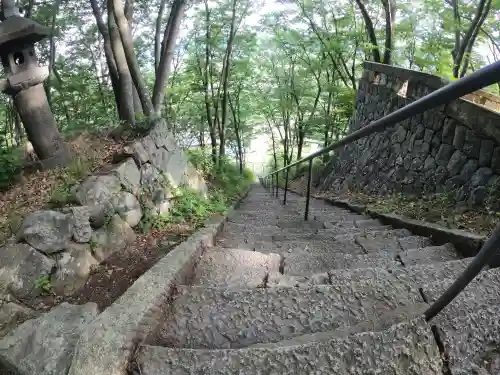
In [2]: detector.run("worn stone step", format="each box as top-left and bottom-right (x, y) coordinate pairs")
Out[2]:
(282, 250), (402, 275)
(267, 272), (330, 287)
(137, 318), (442, 375)
(271, 258), (470, 289)
(339, 228), (414, 253)
(249, 303), (429, 348)
(151, 279), (422, 349)
(399, 244), (460, 266)
(192, 248), (280, 287)
(432, 304), (500, 375)
(423, 267), (500, 321)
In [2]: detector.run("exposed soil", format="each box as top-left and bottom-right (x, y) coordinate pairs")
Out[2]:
(21, 224), (194, 312)
(0, 133), (124, 244)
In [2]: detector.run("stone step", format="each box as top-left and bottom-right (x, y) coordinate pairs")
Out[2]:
(282, 250), (402, 275)
(151, 279), (423, 349)
(270, 258), (470, 289)
(249, 303), (429, 348)
(136, 318), (442, 375)
(432, 304), (500, 375)
(423, 267), (500, 322)
(398, 244), (461, 266)
(192, 248), (281, 288)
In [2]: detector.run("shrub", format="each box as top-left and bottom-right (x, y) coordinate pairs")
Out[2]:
(0, 144), (23, 190)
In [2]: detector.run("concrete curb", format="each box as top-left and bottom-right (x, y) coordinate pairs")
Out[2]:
(277, 185), (485, 258)
(67, 185), (252, 375)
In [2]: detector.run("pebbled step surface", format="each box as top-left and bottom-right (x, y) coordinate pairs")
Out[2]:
(193, 248), (280, 287)
(152, 279), (423, 349)
(137, 318), (442, 375)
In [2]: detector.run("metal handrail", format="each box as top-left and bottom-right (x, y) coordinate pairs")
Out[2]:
(261, 60), (500, 321)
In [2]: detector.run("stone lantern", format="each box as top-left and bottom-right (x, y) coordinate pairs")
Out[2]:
(0, 0), (70, 169)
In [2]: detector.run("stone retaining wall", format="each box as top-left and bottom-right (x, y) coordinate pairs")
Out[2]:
(0, 118), (206, 341)
(321, 62), (500, 208)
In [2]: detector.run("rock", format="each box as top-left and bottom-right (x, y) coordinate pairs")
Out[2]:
(183, 163), (208, 196)
(69, 206), (92, 243)
(391, 126), (406, 143)
(459, 159), (478, 182)
(453, 125), (466, 149)
(140, 163), (161, 185)
(151, 188), (172, 215)
(88, 201), (115, 229)
(445, 176), (463, 191)
(151, 147), (171, 174)
(112, 192), (142, 228)
(447, 150), (468, 175)
(479, 139), (494, 167)
(424, 155), (436, 171)
(491, 147), (500, 174)
(435, 144), (454, 166)
(91, 215), (136, 262)
(442, 118), (455, 144)
(424, 129), (433, 143)
(0, 302), (98, 375)
(0, 244), (55, 299)
(469, 186), (488, 206)
(75, 175), (122, 207)
(164, 149), (187, 187)
(462, 130), (481, 158)
(470, 167), (493, 187)
(52, 244), (98, 295)
(0, 303), (37, 339)
(17, 211), (73, 254)
(164, 132), (177, 152)
(149, 118), (170, 148)
(123, 140), (149, 165)
(141, 135), (158, 162)
(112, 158), (141, 195)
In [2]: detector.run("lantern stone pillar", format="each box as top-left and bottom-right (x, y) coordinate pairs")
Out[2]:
(0, 2), (71, 169)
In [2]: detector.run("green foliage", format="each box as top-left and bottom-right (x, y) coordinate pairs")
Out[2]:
(35, 275), (53, 295)
(0, 144), (23, 191)
(49, 158), (92, 208)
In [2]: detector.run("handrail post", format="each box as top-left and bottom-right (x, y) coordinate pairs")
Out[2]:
(304, 159), (313, 221)
(283, 167), (289, 205)
(271, 174), (274, 195)
(275, 171), (279, 198)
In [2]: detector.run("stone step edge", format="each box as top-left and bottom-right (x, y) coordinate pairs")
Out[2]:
(66, 186), (254, 375)
(276, 186), (484, 257)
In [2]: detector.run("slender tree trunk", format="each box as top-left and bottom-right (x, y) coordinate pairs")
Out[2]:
(229, 95), (243, 174)
(453, 0), (489, 78)
(89, 0), (121, 114)
(112, 0), (153, 116)
(107, 0), (135, 125)
(46, 0), (61, 107)
(125, 0), (143, 117)
(219, 0), (238, 159)
(354, 0), (381, 63)
(152, 0), (186, 115)
(381, 0), (396, 65)
(202, 2), (217, 165)
(458, 0), (492, 77)
(155, 0), (168, 74)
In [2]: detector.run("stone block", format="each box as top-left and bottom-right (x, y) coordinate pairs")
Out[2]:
(478, 139), (494, 167)
(453, 125), (466, 149)
(447, 150), (467, 175)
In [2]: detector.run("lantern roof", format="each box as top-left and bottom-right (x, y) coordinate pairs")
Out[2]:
(0, 16), (50, 53)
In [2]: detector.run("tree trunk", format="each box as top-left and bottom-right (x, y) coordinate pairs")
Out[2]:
(152, 0), (186, 115)
(155, 0), (168, 74)
(354, 0), (381, 63)
(45, 0), (60, 107)
(124, 0), (143, 117)
(89, 0), (121, 114)
(381, 0), (396, 65)
(203, 1), (217, 165)
(453, 0), (488, 78)
(107, 0), (135, 126)
(219, 0), (238, 160)
(458, 0), (492, 77)
(112, 0), (153, 116)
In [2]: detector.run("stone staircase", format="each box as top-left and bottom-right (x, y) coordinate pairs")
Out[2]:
(132, 185), (500, 375)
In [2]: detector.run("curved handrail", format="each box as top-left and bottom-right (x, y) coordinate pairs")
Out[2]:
(263, 60), (500, 320)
